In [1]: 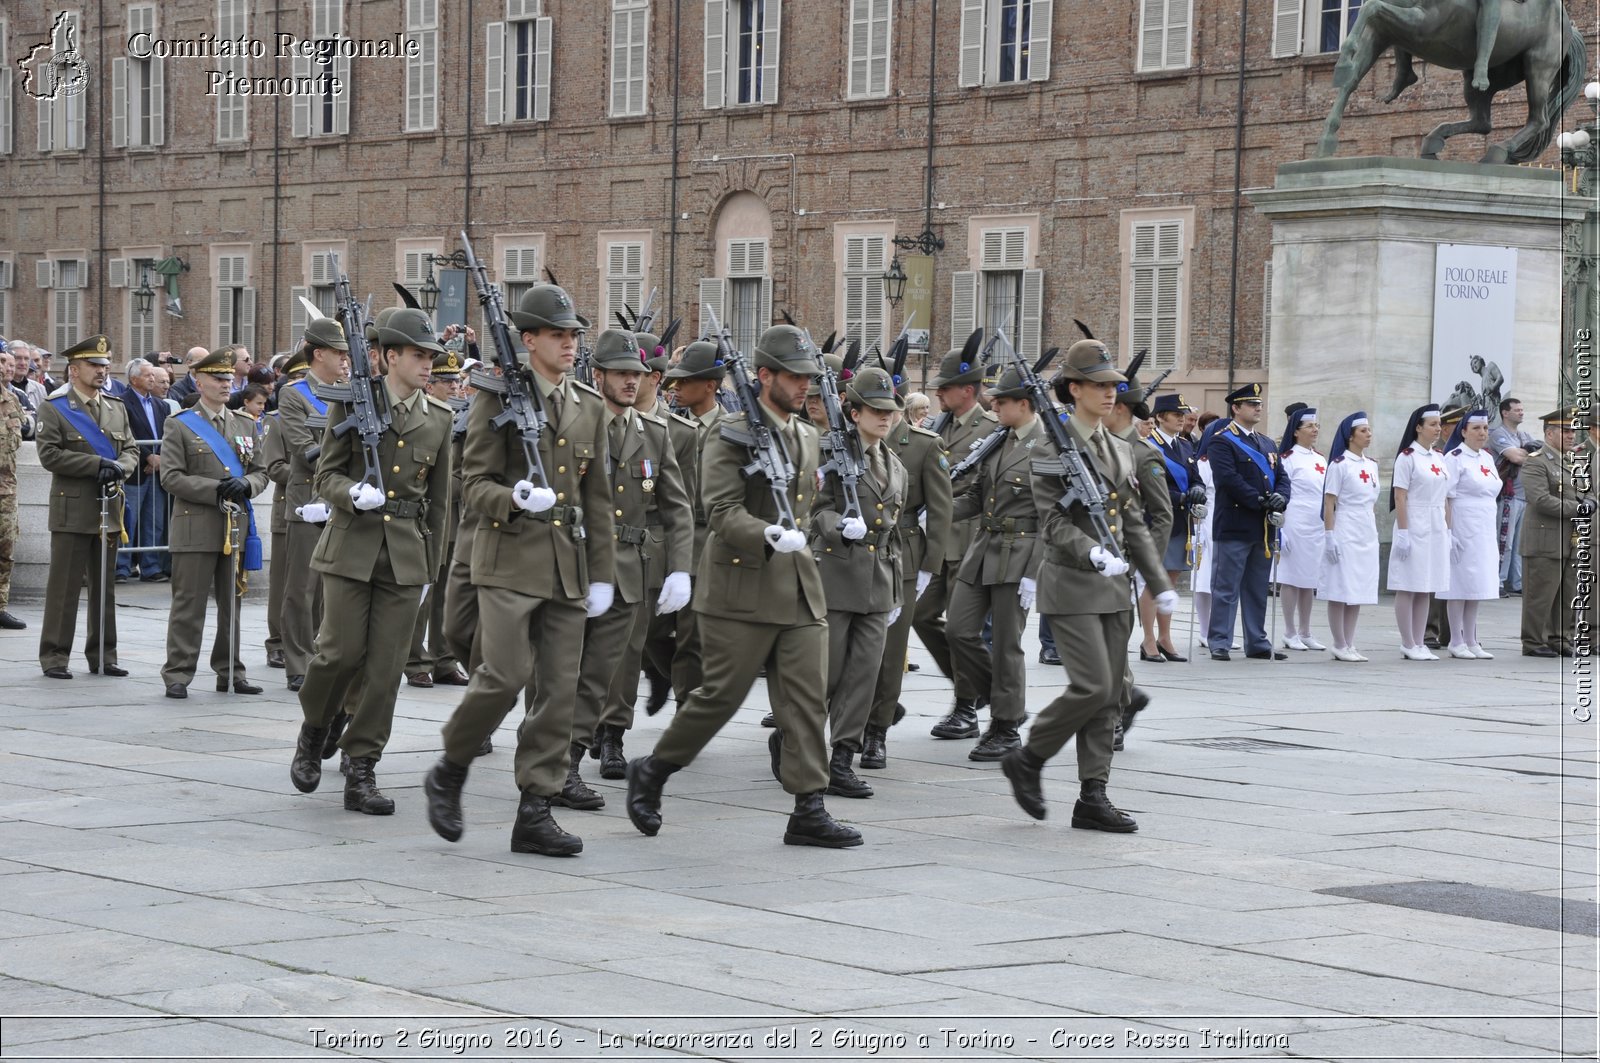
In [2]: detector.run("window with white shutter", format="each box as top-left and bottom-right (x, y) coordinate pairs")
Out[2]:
(406, 0), (439, 132)
(38, 12), (85, 152)
(216, 0), (248, 141)
(610, 0), (649, 117)
(724, 238), (771, 356)
(52, 258), (85, 353)
(495, 243), (543, 340)
(125, 257), (158, 356)
(603, 241), (646, 333)
(0, 259), (12, 339)
(0, 23), (11, 156)
(1271, 0), (1302, 57)
(1128, 219), (1184, 371)
(961, 0), (1051, 86)
(705, 0), (781, 108)
(1261, 260), (1273, 371)
(842, 234), (888, 354)
(1137, 0), (1191, 72)
(1310, 0), (1361, 53)
(298, 0), (351, 137)
(215, 252), (251, 349)
(950, 271), (979, 347)
(307, 247), (342, 319)
(290, 286), (310, 341)
(698, 278), (727, 339)
(490, 1), (553, 125)
(846, 0), (892, 100)
(400, 248), (438, 307)
(980, 228), (1028, 271)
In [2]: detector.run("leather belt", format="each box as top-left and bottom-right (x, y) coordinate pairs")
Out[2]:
(616, 524), (650, 545)
(380, 498), (428, 519)
(983, 516), (1037, 534)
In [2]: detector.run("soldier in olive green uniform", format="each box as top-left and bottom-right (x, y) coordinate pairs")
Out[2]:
(866, 384), (953, 769)
(812, 367), (907, 797)
(944, 367), (1047, 761)
(287, 309), (453, 815)
(1521, 408), (1593, 656)
(627, 325), (862, 849)
(0, 347), (27, 628)
(565, 330), (694, 803)
(1001, 342), (1175, 829)
(158, 347), (272, 698)
(423, 285), (615, 857)
(913, 348), (998, 729)
(261, 395), (290, 670)
(276, 319), (351, 691)
(36, 336), (140, 678)
(405, 349), (471, 687)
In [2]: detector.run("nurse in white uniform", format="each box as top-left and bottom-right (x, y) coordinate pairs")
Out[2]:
(1191, 417), (1225, 646)
(1441, 409), (1501, 659)
(1318, 412), (1380, 662)
(1388, 405), (1452, 660)
(1276, 404), (1327, 651)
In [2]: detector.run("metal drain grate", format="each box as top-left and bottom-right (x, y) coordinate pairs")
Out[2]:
(1165, 736), (1320, 752)
(1320, 881), (1599, 937)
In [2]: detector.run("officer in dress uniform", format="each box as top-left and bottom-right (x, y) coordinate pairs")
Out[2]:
(260, 373), (292, 671)
(1206, 383), (1290, 661)
(422, 284), (615, 857)
(36, 335), (140, 679)
(404, 349), (471, 688)
(1149, 393), (1203, 595)
(1521, 407), (1593, 657)
(564, 330), (693, 807)
(626, 324), (862, 849)
(158, 346), (271, 698)
(913, 348), (998, 732)
(287, 309), (453, 816)
(1000, 342), (1174, 828)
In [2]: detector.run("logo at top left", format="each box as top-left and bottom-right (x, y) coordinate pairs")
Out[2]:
(21, 12), (90, 101)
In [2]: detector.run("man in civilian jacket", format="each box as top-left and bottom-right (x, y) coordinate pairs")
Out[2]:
(118, 359), (171, 581)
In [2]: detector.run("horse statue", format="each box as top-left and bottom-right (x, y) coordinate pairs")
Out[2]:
(1317, 0), (1586, 164)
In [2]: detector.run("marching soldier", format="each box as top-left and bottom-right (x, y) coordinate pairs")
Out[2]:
(567, 330), (693, 801)
(1207, 383), (1291, 661)
(913, 348), (997, 734)
(626, 324), (862, 849)
(276, 319), (350, 692)
(405, 349), (471, 688)
(1000, 342), (1175, 828)
(36, 336), (139, 679)
(287, 309), (453, 815)
(865, 376), (952, 769)
(158, 347), (271, 698)
(261, 388), (290, 671)
(1521, 407), (1592, 657)
(812, 366), (908, 797)
(422, 284), (615, 856)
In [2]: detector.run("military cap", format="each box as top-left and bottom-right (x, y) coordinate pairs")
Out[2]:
(283, 349), (312, 376)
(632, 331), (669, 374)
(753, 324), (822, 376)
(822, 352), (848, 380)
(62, 334), (112, 366)
(193, 346), (239, 376)
(928, 348), (985, 388)
(431, 349), (466, 380)
(1225, 382), (1265, 405)
(846, 366), (904, 411)
(376, 307), (447, 355)
(304, 316), (349, 352)
(1540, 406), (1576, 426)
(591, 329), (647, 371)
(510, 284), (590, 332)
(1440, 404), (1469, 425)
(986, 367), (1031, 399)
(365, 306), (400, 346)
(1058, 339), (1126, 384)
(665, 340), (726, 381)
(1152, 393), (1189, 416)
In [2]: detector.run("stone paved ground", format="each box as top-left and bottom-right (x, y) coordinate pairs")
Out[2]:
(0, 584), (1594, 1062)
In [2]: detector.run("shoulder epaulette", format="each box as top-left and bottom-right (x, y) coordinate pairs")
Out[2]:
(1449, 447), (1463, 456)
(423, 394), (452, 411)
(908, 423), (941, 441)
(1400, 446), (1414, 455)
(1332, 455), (1346, 463)
(569, 380), (603, 401)
(668, 410), (696, 429)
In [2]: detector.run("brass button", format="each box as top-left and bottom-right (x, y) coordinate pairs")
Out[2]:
(553, 519), (562, 527)
(397, 440), (406, 448)
(1109, 491), (1118, 500)
(825, 547), (833, 553)
(384, 515), (392, 522)
(732, 558), (741, 565)
(616, 509), (623, 517)
(556, 492), (565, 501)
(392, 466), (400, 474)
(1109, 524), (1118, 533)
(868, 545), (876, 552)
(493, 521), (501, 528)
(387, 490), (396, 498)
(558, 466), (567, 474)
(558, 438), (567, 447)
(876, 503), (884, 510)
(1108, 508), (1117, 517)
(617, 485), (625, 493)
(874, 518), (883, 526)
(797, 493), (804, 501)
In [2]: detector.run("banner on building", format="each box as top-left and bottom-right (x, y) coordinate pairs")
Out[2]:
(1431, 244), (1516, 429)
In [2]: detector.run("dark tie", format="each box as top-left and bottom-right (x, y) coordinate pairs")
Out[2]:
(547, 385), (563, 426)
(609, 416), (625, 463)
(390, 399), (407, 434)
(868, 443), (888, 489)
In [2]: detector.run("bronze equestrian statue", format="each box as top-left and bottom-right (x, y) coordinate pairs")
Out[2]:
(1317, 0), (1585, 164)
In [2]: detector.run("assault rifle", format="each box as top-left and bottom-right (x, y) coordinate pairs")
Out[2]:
(315, 253), (388, 492)
(461, 231), (552, 492)
(809, 330), (865, 529)
(704, 304), (797, 531)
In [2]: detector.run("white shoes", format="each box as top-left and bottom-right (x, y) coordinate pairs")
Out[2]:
(1350, 648), (1369, 662)
(1300, 636), (1327, 651)
(1471, 644), (1495, 659)
(1284, 635), (1308, 651)
(1448, 644), (1479, 660)
(1331, 646), (1363, 662)
(1401, 645), (1433, 662)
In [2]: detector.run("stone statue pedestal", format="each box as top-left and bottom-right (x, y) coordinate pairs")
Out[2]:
(1252, 158), (1579, 455)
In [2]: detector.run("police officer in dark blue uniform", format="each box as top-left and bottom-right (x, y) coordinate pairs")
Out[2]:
(1149, 393), (1204, 583)
(1206, 383), (1290, 661)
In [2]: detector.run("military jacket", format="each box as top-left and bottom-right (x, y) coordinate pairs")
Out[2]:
(811, 441), (907, 614)
(464, 375), (615, 599)
(0, 386), (24, 495)
(886, 420), (953, 578)
(1521, 445), (1590, 560)
(35, 389), (139, 533)
(685, 405), (723, 559)
(312, 382), (453, 585)
(260, 411), (289, 536)
(1116, 423), (1175, 547)
(1031, 417), (1171, 615)
(1210, 422), (1291, 542)
(696, 402), (827, 624)
(278, 379), (332, 523)
(951, 416), (1047, 586)
(935, 404), (999, 564)
(606, 406), (694, 603)
(159, 406), (271, 554)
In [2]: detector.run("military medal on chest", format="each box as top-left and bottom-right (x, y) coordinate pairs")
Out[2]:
(640, 458), (655, 493)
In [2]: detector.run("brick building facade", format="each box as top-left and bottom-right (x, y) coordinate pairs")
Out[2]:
(0, 0), (1585, 410)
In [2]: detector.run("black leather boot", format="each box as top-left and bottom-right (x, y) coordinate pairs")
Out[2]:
(1072, 779), (1138, 833)
(624, 755), (679, 836)
(552, 743), (605, 810)
(930, 698), (979, 739)
(1112, 720), (1125, 751)
(510, 790), (582, 856)
(343, 756), (395, 815)
(320, 712), (349, 760)
(424, 757), (469, 841)
(290, 723), (329, 793)
(768, 728), (783, 782)
(1119, 686), (1151, 737)
(859, 725), (887, 770)
(826, 744), (873, 799)
(1001, 745), (1047, 820)
(597, 725), (627, 780)
(475, 732), (494, 758)
(644, 665), (671, 716)
(968, 718), (1022, 762)
(784, 792), (863, 848)
(760, 712), (777, 728)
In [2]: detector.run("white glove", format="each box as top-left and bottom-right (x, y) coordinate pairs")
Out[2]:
(1089, 545), (1129, 578)
(839, 517), (868, 541)
(915, 570), (933, 599)
(585, 581), (614, 617)
(512, 480), (557, 514)
(349, 483), (385, 511)
(1323, 540), (1340, 566)
(1267, 511), (1285, 527)
(1393, 528), (1412, 561)
(296, 502), (331, 523)
(887, 606), (902, 626)
(1190, 503), (1207, 521)
(764, 525), (808, 554)
(1018, 577), (1037, 611)
(1154, 589), (1179, 616)
(656, 571), (692, 614)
